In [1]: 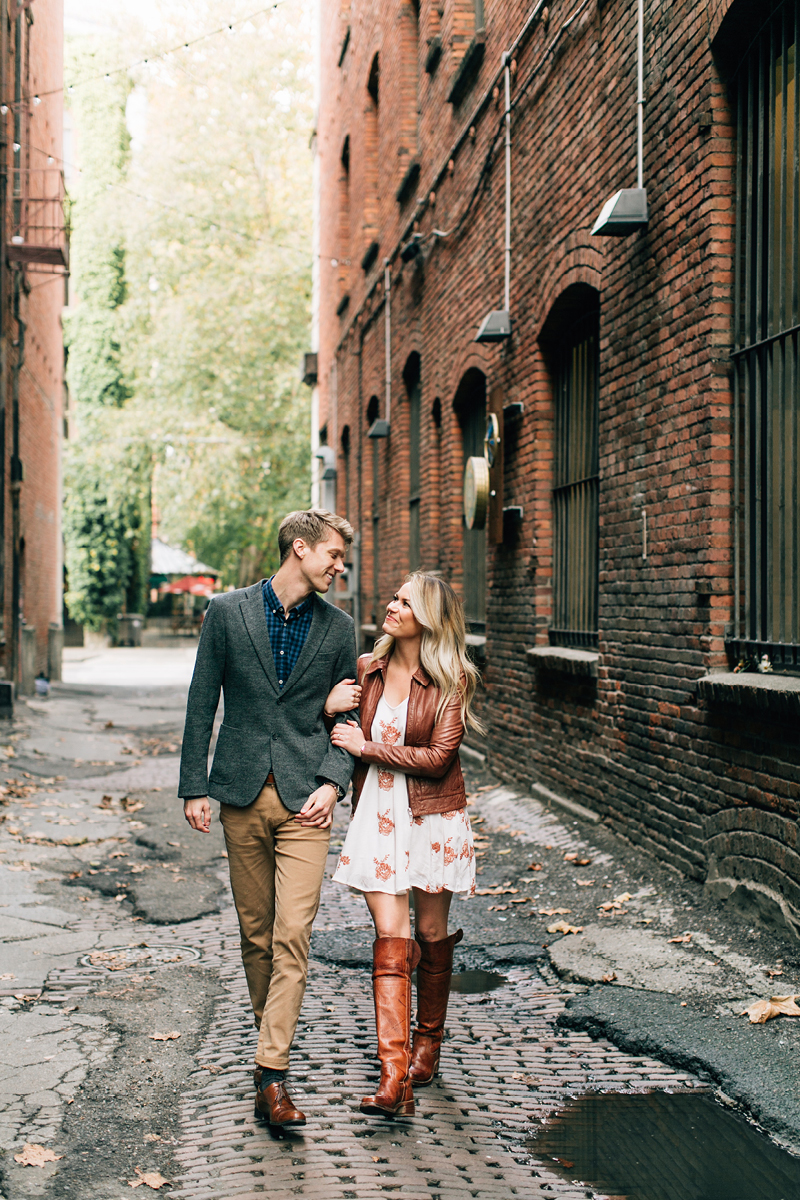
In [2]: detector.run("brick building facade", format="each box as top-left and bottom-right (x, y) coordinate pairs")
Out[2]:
(314, 0), (800, 937)
(0, 0), (65, 696)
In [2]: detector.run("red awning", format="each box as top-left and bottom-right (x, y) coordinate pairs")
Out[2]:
(162, 575), (217, 597)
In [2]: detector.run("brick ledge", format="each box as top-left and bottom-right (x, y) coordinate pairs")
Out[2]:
(697, 671), (800, 716)
(525, 646), (599, 678)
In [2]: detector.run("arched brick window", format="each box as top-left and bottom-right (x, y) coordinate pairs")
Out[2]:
(454, 368), (487, 631)
(404, 353), (422, 571)
(363, 54), (380, 266)
(541, 286), (600, 648)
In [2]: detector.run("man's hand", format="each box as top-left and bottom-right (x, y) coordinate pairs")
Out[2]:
(184, 797), (211, 833)
(295, 783), (337, 829)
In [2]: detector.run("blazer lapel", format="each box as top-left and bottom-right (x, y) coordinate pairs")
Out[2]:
(240, 582), (280, 694)
(279, 594), (333, 700)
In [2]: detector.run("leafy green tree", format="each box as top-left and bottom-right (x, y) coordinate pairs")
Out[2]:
(64, 0), (315, 612)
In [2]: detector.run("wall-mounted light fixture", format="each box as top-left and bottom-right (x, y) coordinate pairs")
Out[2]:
(592, 0), (648, 238)
(400, 233), (422, 263)
(475, 50), (514, 343)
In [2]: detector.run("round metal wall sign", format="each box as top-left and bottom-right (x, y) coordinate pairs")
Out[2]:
(463, 456), (490, 530)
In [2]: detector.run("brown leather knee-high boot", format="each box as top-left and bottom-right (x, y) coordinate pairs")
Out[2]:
(360, 937), (421, 1117)
(409, 928), (463, 1086)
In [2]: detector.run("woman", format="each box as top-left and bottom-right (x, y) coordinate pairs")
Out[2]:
(325, 573), (482, 1118)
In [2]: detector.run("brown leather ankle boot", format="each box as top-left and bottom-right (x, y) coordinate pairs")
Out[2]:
(360, 936), (421, 1117)
(409, 928), (463, 1086)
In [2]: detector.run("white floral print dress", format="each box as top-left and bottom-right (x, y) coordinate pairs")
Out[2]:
(332, 694), (476, 897)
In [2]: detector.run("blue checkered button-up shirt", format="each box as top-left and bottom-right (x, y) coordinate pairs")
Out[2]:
(262, 577), (314, 689)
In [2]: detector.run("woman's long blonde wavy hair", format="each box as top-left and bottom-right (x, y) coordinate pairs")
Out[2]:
(371, 573), (484, 732)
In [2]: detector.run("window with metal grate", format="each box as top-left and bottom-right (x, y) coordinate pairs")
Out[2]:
(731, 0), (800, 669)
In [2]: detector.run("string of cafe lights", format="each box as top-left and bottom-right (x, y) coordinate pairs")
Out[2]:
(0, 1), (295, 110)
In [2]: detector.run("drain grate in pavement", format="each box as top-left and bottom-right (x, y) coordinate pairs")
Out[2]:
(528, 1089), (800, 1200)
(78, 943), (202, 972)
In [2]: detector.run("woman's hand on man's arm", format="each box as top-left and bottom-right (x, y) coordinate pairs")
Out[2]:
(330, 719), (366, 757)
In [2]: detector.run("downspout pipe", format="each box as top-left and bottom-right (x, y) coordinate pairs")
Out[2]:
(503, 51), (512, 315)
(367, 263), (392, 437)
(384, 260), (391, 425)
(637, 0), (644, 189)
(10, 270), (24, 688)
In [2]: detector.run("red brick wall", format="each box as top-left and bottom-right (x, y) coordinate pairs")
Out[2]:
(316, 0), (800, 928)
(1, 0), (64, 680)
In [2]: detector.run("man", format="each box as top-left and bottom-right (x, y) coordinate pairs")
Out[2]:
(180, 510), (357, 1127)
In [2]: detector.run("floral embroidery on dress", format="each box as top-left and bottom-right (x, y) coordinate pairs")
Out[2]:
(338, 853), (350, 868)
(459, 839), (474, 863)
(380, 719), (401, 746)
(412, 814), (425, 826)
(442, 810), (457, 821)
(377, 808), (395, 835)
(378, 718), (400, 791)
(431, 841), (441, 854)
(443, 839), (457, 866)
(374, 856), (395, 882)
(405, 850), (410, 871)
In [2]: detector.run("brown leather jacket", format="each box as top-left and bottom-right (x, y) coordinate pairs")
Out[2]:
(350, 653), (467, 817)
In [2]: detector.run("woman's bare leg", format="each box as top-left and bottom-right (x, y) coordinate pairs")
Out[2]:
(411, 888), (453, 941)
(364, 890), (412, 938)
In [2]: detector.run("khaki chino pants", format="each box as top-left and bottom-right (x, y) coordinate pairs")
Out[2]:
(220, 781), (330, 1070)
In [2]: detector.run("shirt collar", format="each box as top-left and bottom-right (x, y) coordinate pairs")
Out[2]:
(264, 576), (313, 618)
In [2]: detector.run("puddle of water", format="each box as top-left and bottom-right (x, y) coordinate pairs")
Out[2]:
(450, 970), (506, 994)
(410, 969), (506, 995)
(528, 1090), (800, 1200)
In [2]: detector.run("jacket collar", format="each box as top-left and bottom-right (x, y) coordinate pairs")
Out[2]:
(365, 654), (431, 687)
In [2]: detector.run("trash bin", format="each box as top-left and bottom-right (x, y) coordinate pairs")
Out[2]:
(116, 614), (143, 647)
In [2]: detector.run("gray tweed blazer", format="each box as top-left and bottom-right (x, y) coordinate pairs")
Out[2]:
(178, 581), (357, 812)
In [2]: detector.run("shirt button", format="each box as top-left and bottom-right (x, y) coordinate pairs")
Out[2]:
(279, 680), (284, 685)
(280, 650), (284, 655)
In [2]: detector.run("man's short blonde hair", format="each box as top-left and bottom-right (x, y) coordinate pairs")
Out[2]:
(278, 509), (354, 564)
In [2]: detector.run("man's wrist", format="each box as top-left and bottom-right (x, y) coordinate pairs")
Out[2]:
(323, 780), (346, 800)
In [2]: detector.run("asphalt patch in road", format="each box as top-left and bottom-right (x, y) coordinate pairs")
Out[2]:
(49, 964), (227, 1200)
(558, 986), (800, 1154)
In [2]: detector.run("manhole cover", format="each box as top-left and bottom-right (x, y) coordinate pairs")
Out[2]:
(78, 944), (201, 973)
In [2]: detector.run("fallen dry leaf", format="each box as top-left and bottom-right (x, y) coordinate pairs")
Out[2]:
(527, 862), (543, 872)
(0, 972), (15, 980)
(98, 795), (113, 809)
(547, 921), (583, 935)
(200, 1065), (223, 1074)
(128, 1167), (170, 1189)
(614, 892), (632, 904)
(104, 721), (114, 729)
(488, 904), (508, 911)
(668, 934), (692, 944)
(144, 1133), (162, 1143)
(765, 969), (784, 978)
(602, 972), (618, 983)
(576, 879), (595, 886)
(539, 907), (572, 916)
(475, 886), (518, 896)
(510, 897), (530, 904)
(14, 1144), (63, 1167)
(572, 858), (593, 867)
(6, 861), (34, 872)
(150, 1031), (180, 1041)
(742, 994), (800, 1024)
(564, 853), (577, 861)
